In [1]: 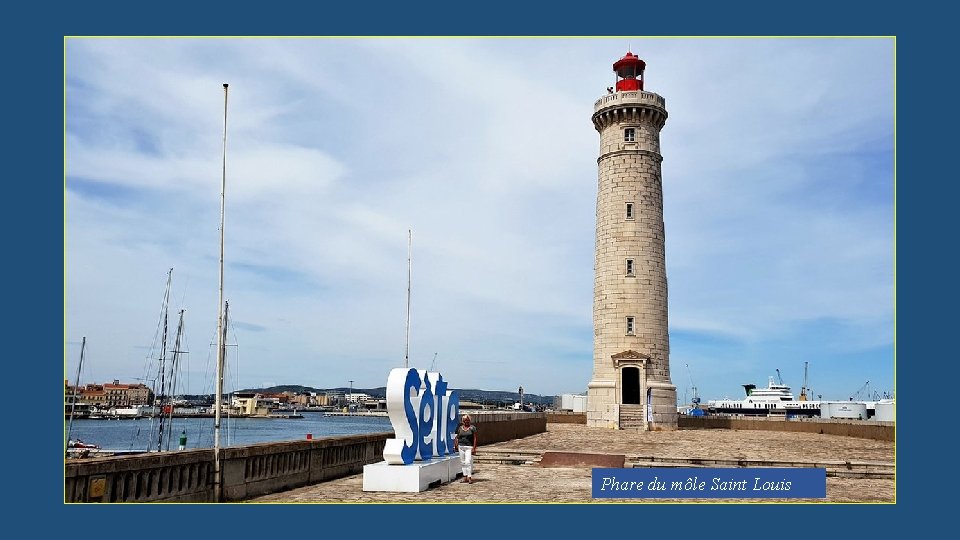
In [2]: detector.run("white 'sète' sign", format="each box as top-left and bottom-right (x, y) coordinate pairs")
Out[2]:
(383, 368), (460, 465)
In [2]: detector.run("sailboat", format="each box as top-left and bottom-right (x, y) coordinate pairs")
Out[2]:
(137, 268), (187, 452)
(157, 307), (186, 451)
(151, 268), (173, 451)
(66, 337), (102, 457)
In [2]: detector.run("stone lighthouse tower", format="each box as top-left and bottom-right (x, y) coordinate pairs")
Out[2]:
(587, 52), (677, 430)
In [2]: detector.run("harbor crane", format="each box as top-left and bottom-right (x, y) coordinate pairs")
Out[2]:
(775, 369), (784, 385)
(799, 362), (809, 401)
(685, 363), (700, 406)
(852, 380), (870, 401)
(683, 363), (705, 416)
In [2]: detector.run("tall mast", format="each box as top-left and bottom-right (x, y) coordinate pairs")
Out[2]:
(214, 82), (229, 502)
(164, 309), (185, 451)
(405, 229), (411, 368)
(156, 268), (173, 452)
(66, 336), (86, 456)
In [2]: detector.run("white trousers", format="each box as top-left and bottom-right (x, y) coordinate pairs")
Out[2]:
(458, 446), (473, 477)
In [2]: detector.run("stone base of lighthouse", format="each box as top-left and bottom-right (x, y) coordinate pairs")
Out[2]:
(587, 378), (677, 431)
(647, 383), (678, 430)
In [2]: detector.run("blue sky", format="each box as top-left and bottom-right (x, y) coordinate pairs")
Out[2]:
(65, 37), (893, 402)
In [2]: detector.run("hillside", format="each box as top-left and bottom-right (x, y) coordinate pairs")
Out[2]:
(234, 384), (557, 405)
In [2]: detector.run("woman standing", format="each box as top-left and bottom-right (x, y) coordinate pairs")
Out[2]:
(454, 414), (478, 483)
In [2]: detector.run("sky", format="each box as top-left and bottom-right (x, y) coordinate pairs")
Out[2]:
(64, 37), (894, 403)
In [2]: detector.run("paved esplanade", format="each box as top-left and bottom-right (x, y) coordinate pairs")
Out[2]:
(246, 425), (894, 503)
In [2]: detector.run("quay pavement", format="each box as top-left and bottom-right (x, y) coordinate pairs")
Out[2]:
(246, 423), (895, 503)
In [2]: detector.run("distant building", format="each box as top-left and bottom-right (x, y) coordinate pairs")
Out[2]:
(556, 393), (588, 413)
(314, 393), (336, 406)
(319, 392), (345, 406)
(64, 380), (92, 417)
(289, 393), (312, 407)
(360, 398), (388, 411)
(67, 379), (153, 408)
(346, 393), (370, 403)
(232, 392), (274, 416)
(260, 392), (289, 404)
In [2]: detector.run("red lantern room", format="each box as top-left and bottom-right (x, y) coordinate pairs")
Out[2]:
(613, 51), (646, 92)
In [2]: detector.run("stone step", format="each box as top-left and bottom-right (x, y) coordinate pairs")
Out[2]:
(628, 460), (894, 479)
(626, 455), (894, 472)
(474, 455), (538, 465)
(476, 449), (895, 477)
(474, 450), (541, 466)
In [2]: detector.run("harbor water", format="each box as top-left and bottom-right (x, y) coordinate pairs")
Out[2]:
(66, 411), (393, 452)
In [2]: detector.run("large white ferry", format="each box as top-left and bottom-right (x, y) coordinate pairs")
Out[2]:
(706, 376), (821, 417)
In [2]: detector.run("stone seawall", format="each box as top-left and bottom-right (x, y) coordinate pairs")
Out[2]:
(678, 416), (895, 442)
(65, 413), (547, 502)
(65, 431), (390, 503)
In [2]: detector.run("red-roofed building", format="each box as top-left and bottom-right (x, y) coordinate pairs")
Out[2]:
(69, 380), (153, 408)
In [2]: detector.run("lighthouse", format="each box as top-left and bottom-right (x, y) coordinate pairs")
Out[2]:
(587, 52), (677, 430)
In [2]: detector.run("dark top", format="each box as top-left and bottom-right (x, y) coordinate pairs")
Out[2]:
(456, 424), (477, 447)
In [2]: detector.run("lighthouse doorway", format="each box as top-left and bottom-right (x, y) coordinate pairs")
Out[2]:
(622, 366), (641, 405)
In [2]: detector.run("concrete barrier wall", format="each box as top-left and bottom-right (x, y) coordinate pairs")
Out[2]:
(470, 412), (547, 445)
(546, 412), (587, 424)
(65, 413), (548, 503)
(678, 416), (895, 442)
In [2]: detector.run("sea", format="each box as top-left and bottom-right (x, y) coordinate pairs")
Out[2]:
(66, 411), (393, 452)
